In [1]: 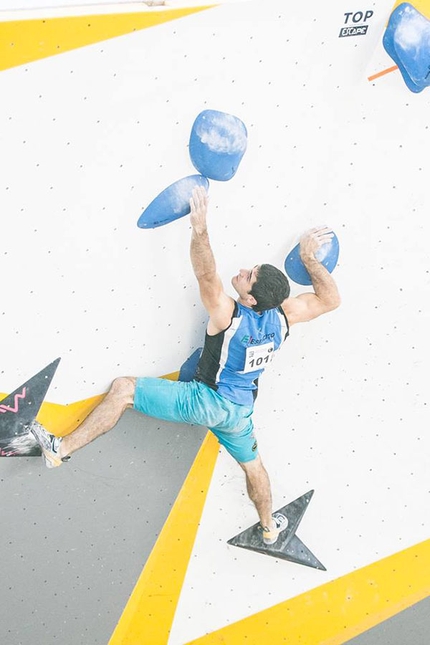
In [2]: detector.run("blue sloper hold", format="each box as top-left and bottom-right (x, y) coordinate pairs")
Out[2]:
(284, 233), (340, 286)
(383, 3), (430, 93)
(137, 175), (209, 229)
(178, 348), (203, 382)
(189, 109), (248, 181)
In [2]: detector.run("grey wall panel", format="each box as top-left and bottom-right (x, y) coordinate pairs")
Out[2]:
(344, 596), (430, 645)
(0, 410), (206, 645)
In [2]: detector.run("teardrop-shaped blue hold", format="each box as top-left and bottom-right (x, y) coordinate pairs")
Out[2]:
(137, 175), (209, 229)
(189, 109), (248, 181)
(284, 233), (340, 286)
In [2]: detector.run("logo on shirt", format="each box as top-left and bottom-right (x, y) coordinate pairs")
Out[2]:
(241, 333), (275, 346)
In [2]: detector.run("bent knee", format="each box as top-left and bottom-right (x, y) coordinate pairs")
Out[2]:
(238, 454), (263, 473)
(109, 376), (136, 407)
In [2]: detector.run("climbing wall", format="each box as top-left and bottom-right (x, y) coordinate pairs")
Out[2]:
(0, 1), (429, 644)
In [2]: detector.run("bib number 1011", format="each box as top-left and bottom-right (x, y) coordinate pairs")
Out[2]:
(243, 342), (275, 373)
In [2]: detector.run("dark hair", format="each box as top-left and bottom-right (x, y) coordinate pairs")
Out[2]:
(249, 264), (290, 312)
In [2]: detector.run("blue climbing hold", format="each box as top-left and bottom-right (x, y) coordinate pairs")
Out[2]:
(179, 348), (203, 382)
(383, 3), (430, 93)
(284, 233), (340, 286)
(137, 175), (209, 229)
(189, 109), (248, 181)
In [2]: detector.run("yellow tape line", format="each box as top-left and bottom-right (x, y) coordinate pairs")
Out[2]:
(0, 6), (215, 72)
(109, 431), (219, 645)
(185, 539), (430, 644)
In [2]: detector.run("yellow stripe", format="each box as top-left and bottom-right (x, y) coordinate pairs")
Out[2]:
(109, 431), (219, 645)
(0, 6), (215, 72)
(185, 539), (430, 644)
(36, 395), (105, 436)
(162, 370), (181, 381)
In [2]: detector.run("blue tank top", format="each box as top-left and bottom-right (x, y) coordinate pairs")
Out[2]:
(195, 302), (289, 406)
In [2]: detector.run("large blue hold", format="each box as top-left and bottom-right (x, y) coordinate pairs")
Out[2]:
(137, 175), (209, 229)
(383, 3), (430, 93)
(179, 348), (203, 382)
(189, 109), (248, 181)
(284, 234), (340, 286)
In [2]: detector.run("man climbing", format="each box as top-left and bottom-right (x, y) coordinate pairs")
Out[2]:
(31, 186), (340, 547)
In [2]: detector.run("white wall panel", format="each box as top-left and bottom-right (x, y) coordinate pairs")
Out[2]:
(0, 0), (429, 641)
(1, 2), (429, 414)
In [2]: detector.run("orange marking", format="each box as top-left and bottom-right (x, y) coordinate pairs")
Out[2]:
(368, 65), (399, 81)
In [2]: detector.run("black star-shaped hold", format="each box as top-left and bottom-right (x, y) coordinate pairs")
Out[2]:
(0, 358), (61, 457)
(227, 490), (326, 570)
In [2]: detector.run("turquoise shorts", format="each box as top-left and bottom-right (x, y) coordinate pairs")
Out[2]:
(133, 377), (258, 463)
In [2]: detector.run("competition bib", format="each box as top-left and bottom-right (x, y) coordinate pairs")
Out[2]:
(243, 342), (275, 373)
